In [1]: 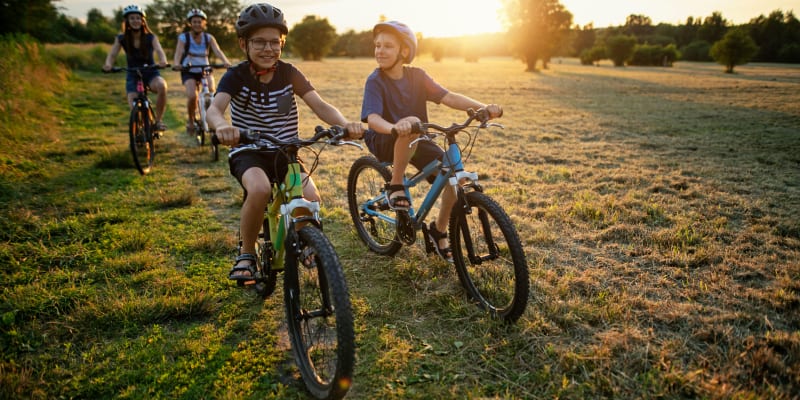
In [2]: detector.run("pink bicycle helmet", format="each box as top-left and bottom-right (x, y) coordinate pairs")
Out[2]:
(236, 3), (288, 38)
(374, 21), (417, 63)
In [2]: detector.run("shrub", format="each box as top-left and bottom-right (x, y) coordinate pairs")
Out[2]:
(680, 40), (712, 61)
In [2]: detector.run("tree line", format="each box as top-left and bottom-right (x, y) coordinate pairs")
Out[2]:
(2, 0), (798, 72)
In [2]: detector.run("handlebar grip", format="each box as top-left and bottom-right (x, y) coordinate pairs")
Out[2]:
(390, 122), (425, 136)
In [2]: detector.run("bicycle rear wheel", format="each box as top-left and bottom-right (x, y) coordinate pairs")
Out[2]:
(128, 103), (154, 175)
(347, 156), (402, 256)
(284, 226), (355, 399)
(450, 191), (529, 323)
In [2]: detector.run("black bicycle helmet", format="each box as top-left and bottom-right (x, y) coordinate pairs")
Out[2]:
(373, 21), (417, 63)
(236, 3), (288, 38)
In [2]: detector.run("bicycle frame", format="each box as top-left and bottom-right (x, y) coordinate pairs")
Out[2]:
(361, 136), (479, 229)
(264, 161), (320, 270)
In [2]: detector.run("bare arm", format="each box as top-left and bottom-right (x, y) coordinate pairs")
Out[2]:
(207, 92), (240, 146)
(103, 37), (122, 71)
(173, 36), (184, 66)
(301, 90), (364, 138)
(209, 36), (231, 67)
(151, 35), (168, 67)
(441, 92), (502, 118)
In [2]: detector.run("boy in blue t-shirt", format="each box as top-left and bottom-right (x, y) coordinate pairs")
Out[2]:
(361, 21), (503, 263)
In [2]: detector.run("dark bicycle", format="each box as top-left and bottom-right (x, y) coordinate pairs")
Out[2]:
(104, 64), (169, 175)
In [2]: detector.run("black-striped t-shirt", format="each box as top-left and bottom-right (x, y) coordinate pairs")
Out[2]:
(216, 60), (314, 155)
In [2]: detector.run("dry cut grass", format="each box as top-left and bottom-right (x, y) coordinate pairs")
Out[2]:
(287, 57), (800, 398)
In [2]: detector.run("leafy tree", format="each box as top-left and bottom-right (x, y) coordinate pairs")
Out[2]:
(571, 24), (595, 58)
(680, 40), (712, 61)
(605, 34), (637, 66)
(85, 8), (116, 43)
(697, 12), (728, 43)
(579, 45), (605, 65)
(710, 28), (758, 73)
(289, 15), (337, 61)
(505, 0), (573, 71)
(747, 10), (800, 62)
(624, 14), (654, 38)
(332, 29), (372, 58)
(0, 0), (60, 41)
(147, 0), (242, 59)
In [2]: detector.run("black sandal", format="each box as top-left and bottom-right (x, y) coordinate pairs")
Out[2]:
(385, 184), (410, 211)
(228, 253), (257, 285)
(428, 221), (454, 263)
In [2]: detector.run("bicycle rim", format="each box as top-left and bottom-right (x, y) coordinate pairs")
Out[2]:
(198, 97), (207, 146)
(347, 156), (402, 256)
(129, 105), (154, 175)
(450, 191), (529, 323)
(284, 226), (355, 399)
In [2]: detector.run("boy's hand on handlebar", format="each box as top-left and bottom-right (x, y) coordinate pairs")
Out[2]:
(393, 117), (422, 137)
(486, 104), (503, 119)
(215, 125), (240, 146)
(344, 122), (364, 140)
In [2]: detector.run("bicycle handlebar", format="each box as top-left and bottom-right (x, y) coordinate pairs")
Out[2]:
(392, 107), (502, 137)
(172, 64), (227, 72)
(211, 126), (363, 150)
(103, 64), (171, 73)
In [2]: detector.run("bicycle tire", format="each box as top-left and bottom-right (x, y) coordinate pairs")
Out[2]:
(450, 191), (529, 323)
(197, 94), (208, 147)
(128, 103), (154, 175)
(254, 218), (278, 298)
(347, 156), (402, 256)
(284, 226), (355, 400)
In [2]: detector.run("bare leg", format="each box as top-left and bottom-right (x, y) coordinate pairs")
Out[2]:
(148, 76), (168, 125)
(234, 167), (272, 278)
(184, 78), (198, 130)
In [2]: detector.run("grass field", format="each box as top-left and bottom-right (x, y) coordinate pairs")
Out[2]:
(1, 52), (798, 399)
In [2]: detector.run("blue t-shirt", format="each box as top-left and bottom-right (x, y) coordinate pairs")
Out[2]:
(216, 60), (314, 155)
(360, 66), (448, 125)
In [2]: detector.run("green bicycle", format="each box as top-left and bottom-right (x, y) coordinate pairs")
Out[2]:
(214, 126), (359, 399)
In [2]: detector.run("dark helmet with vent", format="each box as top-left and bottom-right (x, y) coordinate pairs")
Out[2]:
(236, 3), (288, 38)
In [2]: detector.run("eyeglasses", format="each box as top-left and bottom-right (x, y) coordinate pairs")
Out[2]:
(248, 38), (282, 51)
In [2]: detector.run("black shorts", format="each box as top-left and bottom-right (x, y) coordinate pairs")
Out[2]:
(364, 129), (443, 181)
(228, 149), (308, 188)
(181, 71), (204, 85)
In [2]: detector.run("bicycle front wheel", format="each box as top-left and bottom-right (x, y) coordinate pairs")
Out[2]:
(197, 94), (208, 146)
(450, 191), (529, 323)
(128, 104), (154, 175)
(284, 226), (355, 400)
(347, 156), (401, 256)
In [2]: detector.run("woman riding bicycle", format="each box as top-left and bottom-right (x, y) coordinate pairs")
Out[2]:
(361, 21), (503, 263)
(102, 4), (169, 132)
(173, 8), (232, 136)
(207, 3), (364, 283)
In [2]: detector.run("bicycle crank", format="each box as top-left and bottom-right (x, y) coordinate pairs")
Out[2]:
(396, 211), (416, 245)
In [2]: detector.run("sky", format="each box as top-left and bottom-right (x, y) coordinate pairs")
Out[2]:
(59, 0), (798, 38)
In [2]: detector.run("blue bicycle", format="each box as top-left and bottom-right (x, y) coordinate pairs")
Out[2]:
(346, 109), (529, 322)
